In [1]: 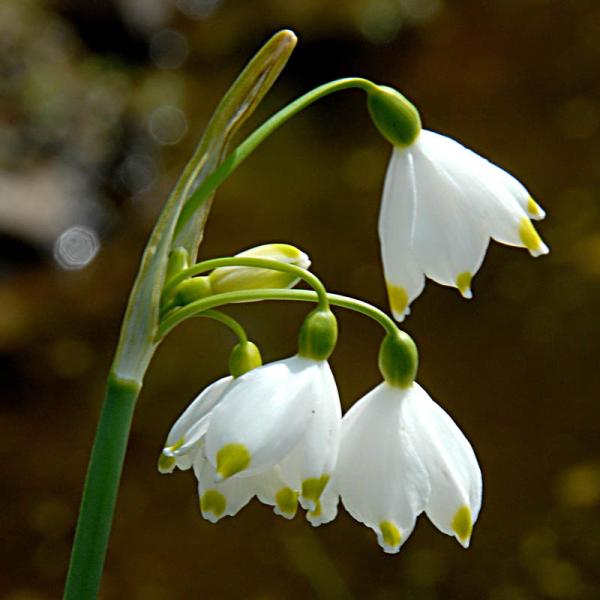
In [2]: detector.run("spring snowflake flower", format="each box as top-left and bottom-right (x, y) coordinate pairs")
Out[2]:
(368, 85), (549, 321)
(159, 354), (341, 522)
(310, 381), (482, 554)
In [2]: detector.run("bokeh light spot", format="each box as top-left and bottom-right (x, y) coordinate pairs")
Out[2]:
(53, 225), (99, 271)
(149, 105), (188, 145)
(556, 462), (600, 508)
(150, 30), (188, 70)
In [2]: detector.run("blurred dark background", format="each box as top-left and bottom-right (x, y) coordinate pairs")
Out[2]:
(1, 0), (599, 598)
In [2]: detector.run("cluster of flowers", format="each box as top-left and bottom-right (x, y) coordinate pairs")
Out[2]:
(159, 86), (548, 553)
(159, 344), (480, 553)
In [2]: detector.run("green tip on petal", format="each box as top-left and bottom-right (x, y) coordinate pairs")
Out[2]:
(367, 85), (421, 147)
(157, 453), (176, 474)
(386, 281), (409, 319)
(379, 520), (402, 549)
(301, 475), (330, 509)
(275, 487), (298, 517)
(527, 197), (542, 217)
(451, 505), (473, 546)
(200, 490), (227, 518)
(378, 330), (418, 388)
(216, 443), (251, 479)
(456, 272), (473, 299)
(518, 217), (548, 257)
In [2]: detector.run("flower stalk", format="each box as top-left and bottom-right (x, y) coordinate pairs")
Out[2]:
(63, 29), (297, 600)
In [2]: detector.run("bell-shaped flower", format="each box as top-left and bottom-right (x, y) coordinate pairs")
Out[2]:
(314, 381), (482, 554)
(159, 354), (342, 522)
(367, 85), (549, 320)
(205, 355), (341, 511)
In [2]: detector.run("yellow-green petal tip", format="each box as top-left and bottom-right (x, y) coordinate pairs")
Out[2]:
(216, 443), (251, 479)
(451, 505), (473, 546)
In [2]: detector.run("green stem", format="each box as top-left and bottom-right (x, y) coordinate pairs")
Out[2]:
(158, 288), (398, 341)
(63, 376), (140, 600)
(162, 256), (330, 310)
(191, 309), (248, 342)
(174, 77), (378, 237)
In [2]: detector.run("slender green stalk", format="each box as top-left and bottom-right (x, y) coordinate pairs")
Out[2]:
(162, 256), (329, 309)
(63, 376), (140, 600)
(190, 309), (248, 342)
(174, 77), (378, 237)
(157, 288), (398, 341)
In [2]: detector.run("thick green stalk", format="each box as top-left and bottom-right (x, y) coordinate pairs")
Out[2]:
(158, 288), (398, 340)
(63, 31), (296, 600)
(174, 77), (378, 237)
(63, 376), (140, 600)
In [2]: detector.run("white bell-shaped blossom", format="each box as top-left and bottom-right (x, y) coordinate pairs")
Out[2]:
(158, 355), (342, 522)
(379, 130), (549, 320)
(314, 381), (482, 554)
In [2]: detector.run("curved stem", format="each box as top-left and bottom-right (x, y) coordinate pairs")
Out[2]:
(162, 257), (330, 310)
(191, 309), (248, 343)
(174, 77), (378, 237)
(158, 289), (398, 341)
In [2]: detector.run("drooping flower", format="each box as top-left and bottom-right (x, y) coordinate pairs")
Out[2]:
(310, 381), (482, 554)
(159, 354), (342, 522)
(368, 85), (549, 320)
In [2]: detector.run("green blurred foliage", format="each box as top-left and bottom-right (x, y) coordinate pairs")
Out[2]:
(1, 0), (600, 598)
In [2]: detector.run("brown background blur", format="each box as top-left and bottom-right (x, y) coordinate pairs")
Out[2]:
(1, 0), (599, 599)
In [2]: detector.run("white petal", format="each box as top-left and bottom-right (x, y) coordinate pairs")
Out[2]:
(335, 383), (431, 553)
(410, 144), (490, 294)
(278, 362), (342, 510)
(305, 482), (339, 527)
(164, 376), (232, 449)
(403, 383), (482, 547)
(378, 148), (425, 320)
(255, 467), (300, 520)
(418, 131), (548, 256)
(195, 454), (256, 523)
(205, 356), (318, 479)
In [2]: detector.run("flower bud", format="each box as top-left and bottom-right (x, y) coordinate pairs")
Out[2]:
(172, 277), (212, 306)
(298, 308), (338, 361)
(166, 247), (190, 280)
(229, 341), (263, 377)
(367, 85), (421, 147)
(209, 244), (310, 294)
(378, 330), (418, 388)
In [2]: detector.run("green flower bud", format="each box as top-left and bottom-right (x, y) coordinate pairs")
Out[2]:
(229, 341), (263, 377)
(378, 330), (418, 388)
(166, 247), (190, 280)
(367, 85), (421, 147)
(209, 243), (310, 294)
(298, 308), (338, 361)
(173, 276), (212, 306)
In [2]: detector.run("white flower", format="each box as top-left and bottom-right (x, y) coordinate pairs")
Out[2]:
(312, 381), (482, 554)
(159, 355), (342, 522)
(379, 130), (549, 320)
